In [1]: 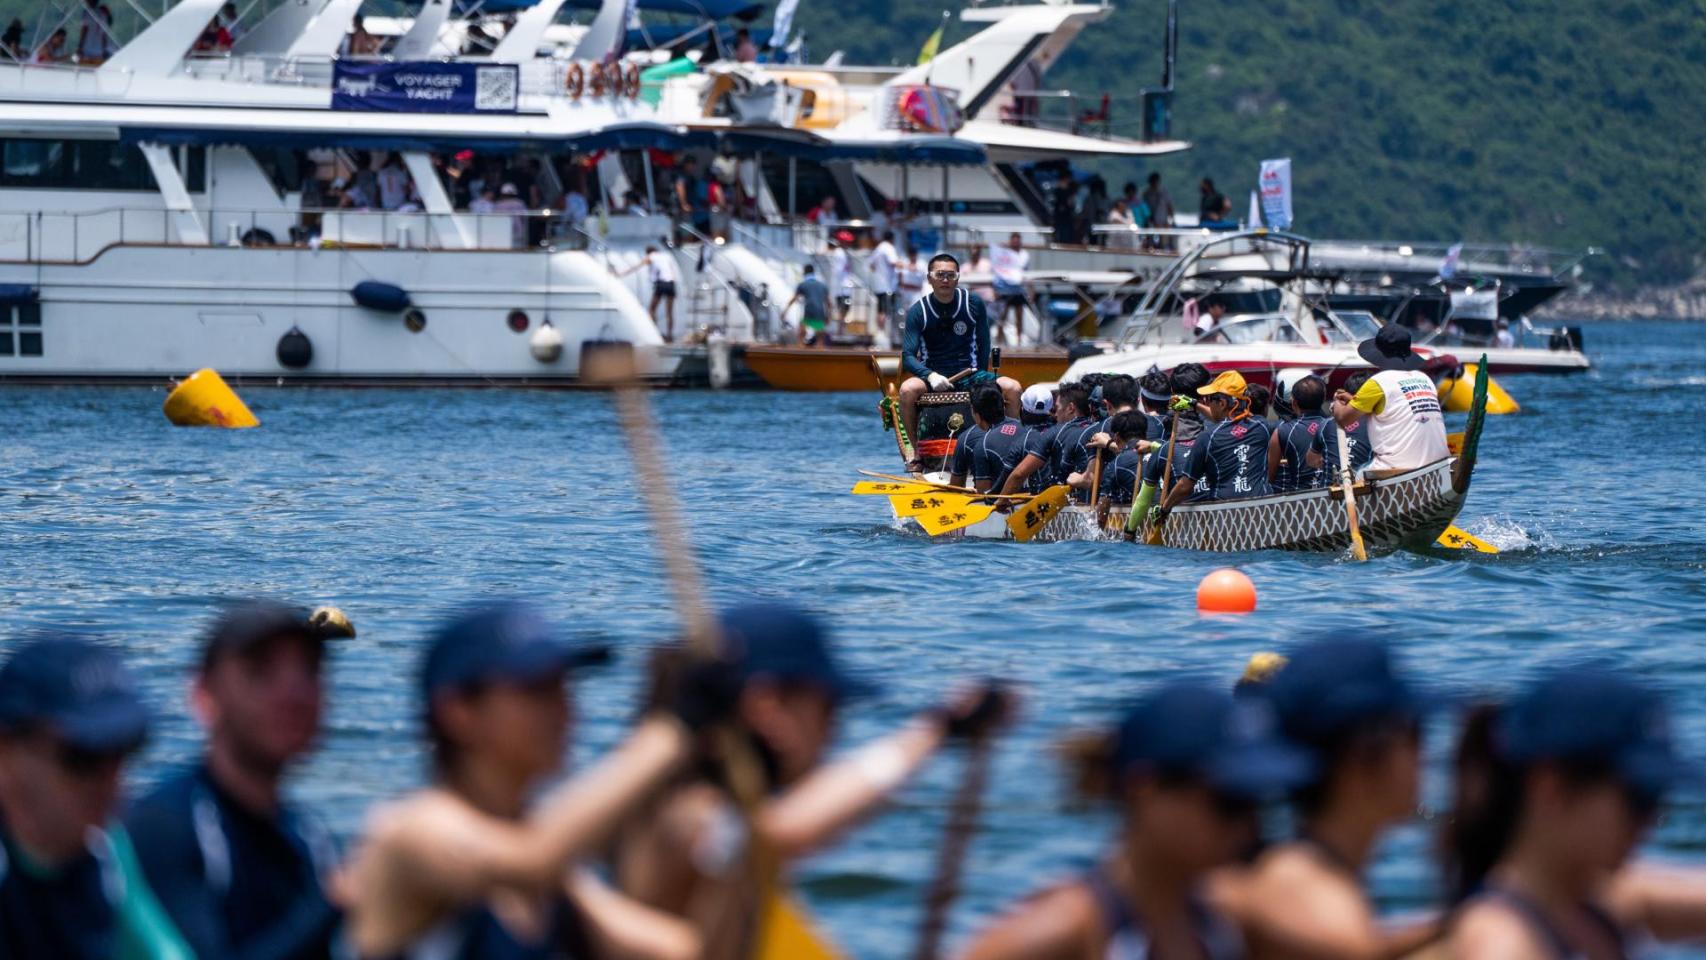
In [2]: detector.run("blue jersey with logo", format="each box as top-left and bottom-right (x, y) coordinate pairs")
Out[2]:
(902, 288), (990, 380)
(1272, 415), (1329, 491)
(1314, 417), (1372, 478)
(1050, 417), (1102, 501)
(972, 417), (1029, 491)
(950, 422), (986, 480)
(1181, 416), (1273, 500)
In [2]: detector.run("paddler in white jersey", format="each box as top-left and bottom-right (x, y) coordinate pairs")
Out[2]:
(1332, 326), (1448, 474)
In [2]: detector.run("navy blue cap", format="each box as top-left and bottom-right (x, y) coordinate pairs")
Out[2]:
(1498, 666), (1691, 798)
(1263, 636), (1432, 745)
(421, 601), (609, 699)
(0, 635), (149, 753)
(716, 602), (875, 703)
(201, 599), (325, 669)
(1114, 681), (1314, 799)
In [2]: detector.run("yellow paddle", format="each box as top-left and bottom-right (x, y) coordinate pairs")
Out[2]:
(856, 469), (1034, 499)
(890, 492), (980, 518)
(913, 500), (1002, 536)
(854, 480), (937, 496)
(1437, 524), (1499, 554)
(1007, 484), (1071, 542)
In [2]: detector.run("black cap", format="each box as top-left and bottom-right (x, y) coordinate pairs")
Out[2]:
(717, 601), (875, 704)
(1499, 666), (1694, 800)
(421, 601), (609, 700)
(200, 599), (331, 670)
(0, 634), (149, 753)
(1357, 325), (1427, 372)
(1263, 636), (1437, 746)
(1113, 681), (1313, 799)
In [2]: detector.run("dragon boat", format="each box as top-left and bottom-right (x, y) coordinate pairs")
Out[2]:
(866, 355), (1490, 555)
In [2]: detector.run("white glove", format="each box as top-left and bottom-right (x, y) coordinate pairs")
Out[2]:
(927, 372), (952, 392)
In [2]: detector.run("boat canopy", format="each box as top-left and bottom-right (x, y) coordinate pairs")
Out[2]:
(462, 0), (763, 20)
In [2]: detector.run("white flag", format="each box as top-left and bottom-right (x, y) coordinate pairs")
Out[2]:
(770, 0), (800, 47)
(1258, 158), (1292, 230)
(1247, 189), (1261, 228)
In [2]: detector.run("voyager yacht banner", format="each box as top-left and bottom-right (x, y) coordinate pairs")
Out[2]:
(332, 62), (519, 114)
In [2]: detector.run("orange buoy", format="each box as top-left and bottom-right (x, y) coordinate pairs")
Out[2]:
(1197, 568), (1256, 614)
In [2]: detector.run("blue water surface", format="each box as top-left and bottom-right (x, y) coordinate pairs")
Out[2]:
(3, 320), (1705, 956)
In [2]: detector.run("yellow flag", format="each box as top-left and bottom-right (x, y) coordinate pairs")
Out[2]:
(916, 24), (944, 65)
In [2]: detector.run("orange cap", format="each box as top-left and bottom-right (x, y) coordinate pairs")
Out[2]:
(1197, 370), (1248, 399)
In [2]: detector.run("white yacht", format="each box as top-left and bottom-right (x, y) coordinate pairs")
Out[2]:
(0, 0), (814, 385)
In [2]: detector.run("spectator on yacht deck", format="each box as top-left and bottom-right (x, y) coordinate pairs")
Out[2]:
(375, 155), (410, 212)
(493, 183), (530, 247)
(807, 195), (841, 226)
(336, 176), (375, 211)
(76, 0), (105, 63)
(1051, 171), (1078, 244)
(673, 156), (712, 237)
(1, 20), (23, 61)
(828, 232), (856, 327)
(1107, 197), (1138, 250)
(897, 246), (926, 307)
(345, 16), (381, 56)
(1155, 370), (1273, 513)
(1495, 318), (1517, 348)
(469, 184), (497, 215)
(1199, 177), (1226, 223)
(618, 246), (680, 342)
(33, 27), (69, 63)
(1195, 298), (1228, 341)
(989, 232), (1031, 347)
(1270, 374), (1329, 492)
(219, 3), (243, 43)
(1143, 172), (1176, 249)
(733, 27), (758, 62)
(784, 263), (831, 346)
(868, 231), (901, 341)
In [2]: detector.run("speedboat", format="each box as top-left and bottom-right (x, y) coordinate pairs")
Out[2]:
(1063, 232), (1458, 389)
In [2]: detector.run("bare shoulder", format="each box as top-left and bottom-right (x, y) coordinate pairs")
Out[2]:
(1448, 899), (1549, 960)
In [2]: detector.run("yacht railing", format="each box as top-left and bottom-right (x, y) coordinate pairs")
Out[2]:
(0, 205), (630, 263)
(1310, 239), (1600, 278)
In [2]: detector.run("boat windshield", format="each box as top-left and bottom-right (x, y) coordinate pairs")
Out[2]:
(1320, 310), (1383, 344)
(1207, 314), (1306, 344)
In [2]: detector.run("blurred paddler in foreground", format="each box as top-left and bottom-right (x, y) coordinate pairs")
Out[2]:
(614, 601), (1013, 960)
(338, 600), (732, 960)
(0, 634), (191, 959)
(959, 680), (1311, 960)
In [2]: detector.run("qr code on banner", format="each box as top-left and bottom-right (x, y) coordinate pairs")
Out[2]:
(474, 66), (517, 111)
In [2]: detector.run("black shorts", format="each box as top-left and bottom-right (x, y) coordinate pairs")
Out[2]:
(834, 296), (852, 310)
(999, 292), (1028, 308)
(654, 281), (676, 297)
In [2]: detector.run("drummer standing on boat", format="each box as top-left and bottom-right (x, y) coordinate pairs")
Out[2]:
(897, 253), (1021, 471)
(1334, 327), (1449, 473)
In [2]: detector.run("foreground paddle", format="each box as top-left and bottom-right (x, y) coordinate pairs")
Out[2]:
(856, 469), (1033, 499)
(890, 491), (981, 518)
(854, 480), (937, 496)
(912, 500), (1001, 536)
(912, 728), (998, 960)
(1007, 485), (1071, 542)
(1334, 427), (1369, 562)
(1438, 524), (1499, 554)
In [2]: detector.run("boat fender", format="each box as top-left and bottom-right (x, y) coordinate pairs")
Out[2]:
(276, 326), (313, 369)
(351, 280), (411, 313)
(1067, 342), (1104, 362)
(163, 368), (260, 429)
(589, 61), (609, 97)
(565, 62), (584, 100)
(530, 320), (565, 363)
(0, 284), (39, 306)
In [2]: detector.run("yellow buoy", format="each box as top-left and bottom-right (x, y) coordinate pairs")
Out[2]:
(162, 369), (259, 428)
(1440, 364), (1519, 415)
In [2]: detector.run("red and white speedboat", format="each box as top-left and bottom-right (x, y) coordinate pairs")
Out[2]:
(1065, 232), (1457, 389)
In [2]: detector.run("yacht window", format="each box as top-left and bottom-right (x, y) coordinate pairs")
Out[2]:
(0, 139), (203, 192)
(0, 303), (42, 357)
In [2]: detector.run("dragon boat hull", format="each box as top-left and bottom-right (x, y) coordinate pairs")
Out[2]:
(899, 457), (1468, 554)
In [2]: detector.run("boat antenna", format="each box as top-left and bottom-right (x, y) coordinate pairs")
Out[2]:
(1162, 0), (1177, 89)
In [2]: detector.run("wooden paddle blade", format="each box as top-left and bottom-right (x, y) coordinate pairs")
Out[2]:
(1447, 431), (1464, 456)
(757, 893), (842, 960)
(914, 501), (999, 536)
(1437, 524), (1500, 554)
(853, 481), (936, 496)
(1007, 485), (1070, 542)
(890, 492), (977, 518)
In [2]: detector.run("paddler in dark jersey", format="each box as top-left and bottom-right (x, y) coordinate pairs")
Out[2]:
(896, 253), (1021, 471)
(970, 385), (1031, 495)
(997, 382), (1099, 498)
(1156, 371), (1273, 518)
(1312, 373), (1373, 480)
(1269, 375), (1330, 492)
(611, 602), (1010, 960)
(1130, 363), (1211, 532)
(958, 680), (1311, 960)
(1445, 668), (1706, 960)
(0, 634), (192, 960)
(1137, 369), (1175, 441)
(339, 601), (719, 960)
(1097, 411), (1158, 507)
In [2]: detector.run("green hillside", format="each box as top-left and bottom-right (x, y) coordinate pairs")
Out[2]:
(792, 0), (1704, 289)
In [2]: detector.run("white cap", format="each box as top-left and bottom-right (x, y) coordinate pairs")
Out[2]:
(1021, 383), (1055, 416)
(500, 182), (519, 197)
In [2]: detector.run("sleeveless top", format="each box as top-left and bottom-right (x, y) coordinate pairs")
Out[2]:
(1365, 370), (1448, 471)
(372, 894), (594, 960)
(1083, 865), (1246, 960)
(1469, 886), (1629, 960)
(912, 288), (985, 374)
(1272, 415), (1328, 491)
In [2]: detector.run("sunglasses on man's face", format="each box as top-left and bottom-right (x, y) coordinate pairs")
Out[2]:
(56, 741), (128, 779)
(931, 271), (959, 281)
